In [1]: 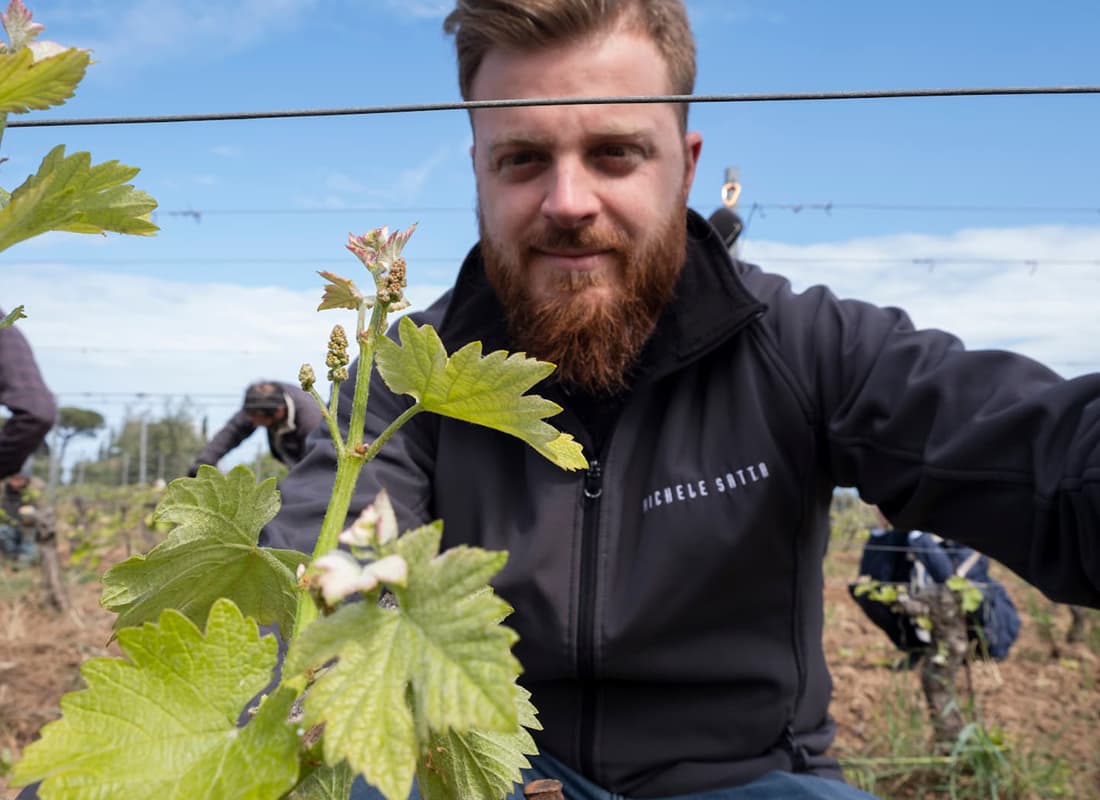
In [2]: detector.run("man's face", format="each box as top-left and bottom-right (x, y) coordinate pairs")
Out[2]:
(246, 407), (283, 428)
(469, 24), (702, 393)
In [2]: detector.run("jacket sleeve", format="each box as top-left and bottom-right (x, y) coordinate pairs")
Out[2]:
(0, 321), (58, 479)
(192, 411), (256, 468)
(759, 274), (1100, 608)
(261, 357), (438, 554)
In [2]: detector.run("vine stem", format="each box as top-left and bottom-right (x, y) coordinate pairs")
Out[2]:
(361, 404), (421, 463)
(289, 297), (393, 640)
(348, 302), (386, 451)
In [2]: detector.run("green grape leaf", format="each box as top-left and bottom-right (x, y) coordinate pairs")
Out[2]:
(291, 609), (418, 800)
(317, 271), (365, 311)
(100, 465), (309, 639)
(285, 523), (527, 800)
(947, 575), (984, 613)
(376, 316), (587, 471)
(289, 761), (357, 800)
(1, 305), (26, 329)
(0, 144), (158, 254)
(0, 46), (89, 114)
(417, 687), (540, 800)
(11, 600), (300, 799)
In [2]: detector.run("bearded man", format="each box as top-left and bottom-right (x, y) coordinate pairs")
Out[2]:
(264, 1), (1100, 798)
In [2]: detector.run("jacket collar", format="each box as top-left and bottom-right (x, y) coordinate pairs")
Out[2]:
(436, 209), (766, 383)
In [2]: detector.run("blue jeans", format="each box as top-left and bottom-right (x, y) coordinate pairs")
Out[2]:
(350, 751), (880, 799)
(17, 753), (879, 800)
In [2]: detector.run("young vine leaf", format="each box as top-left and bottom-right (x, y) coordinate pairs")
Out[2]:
(1, 304), (25, 328)
(0, 45), (88, 113)
(100, 465), (310, 638)
(11, 600), (300, 799)
(317, 271), (365, 311)
(0, 144), (158, 253)
(375, 316), (587, 471)
(285, 522), (529, 800)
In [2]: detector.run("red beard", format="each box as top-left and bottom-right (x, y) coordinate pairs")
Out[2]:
(481, 207), (687, 394)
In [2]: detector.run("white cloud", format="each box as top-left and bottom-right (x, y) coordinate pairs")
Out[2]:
(739, 224), (1100, 377)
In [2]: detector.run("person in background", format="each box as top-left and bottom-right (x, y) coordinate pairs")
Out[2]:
(0, 311), (57, 482)
(262, 1), (1100, 798)
(187, 381), (322, 477)
(851, 509), (1021, 667)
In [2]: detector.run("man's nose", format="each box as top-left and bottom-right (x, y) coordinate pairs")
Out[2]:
(540, 161), (599, 228)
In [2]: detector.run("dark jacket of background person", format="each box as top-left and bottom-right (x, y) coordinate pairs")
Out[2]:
(851, 527), (1021, 661)
(0, 311), (57, 480)
(263, 211), (1100, 797)
(191, 382), (322, 472)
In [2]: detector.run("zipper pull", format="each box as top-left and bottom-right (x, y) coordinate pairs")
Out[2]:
(783, 725), (810, 772)
(583, 459), (603, 500)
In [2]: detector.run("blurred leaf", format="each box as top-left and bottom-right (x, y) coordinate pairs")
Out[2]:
(289, 761), (356, 800)
(0, 145), (158, 254)
(1, 305), (25, 329)
(0, 47), (88, 114)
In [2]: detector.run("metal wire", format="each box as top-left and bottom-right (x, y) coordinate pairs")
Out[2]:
(8, 85), (1100, 128)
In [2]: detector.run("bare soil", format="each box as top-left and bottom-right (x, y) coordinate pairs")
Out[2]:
(824, 543), (1100, 799)
(2, 540), (1098, 799)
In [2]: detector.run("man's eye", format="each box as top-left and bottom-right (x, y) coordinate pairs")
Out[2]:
(497, 152), (546, 173)
(594, 144), (643, 171)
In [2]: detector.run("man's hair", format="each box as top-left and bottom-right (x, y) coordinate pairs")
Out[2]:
(243, 382), (285, 414)
(443, 0), (696, 126)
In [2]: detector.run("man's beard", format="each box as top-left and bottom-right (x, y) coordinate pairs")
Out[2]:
(480, 207), (687, 395)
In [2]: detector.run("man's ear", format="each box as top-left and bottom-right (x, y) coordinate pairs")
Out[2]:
(682, 131), (703, 198)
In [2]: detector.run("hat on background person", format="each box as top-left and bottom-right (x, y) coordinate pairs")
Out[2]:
(242, 382), (284, 413)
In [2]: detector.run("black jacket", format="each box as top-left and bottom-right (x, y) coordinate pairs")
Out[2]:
(193, 382), (323, 470)
(265, 210), (1100, 796)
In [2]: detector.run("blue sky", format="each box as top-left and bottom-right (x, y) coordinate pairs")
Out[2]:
(4, 0), (1100, 471)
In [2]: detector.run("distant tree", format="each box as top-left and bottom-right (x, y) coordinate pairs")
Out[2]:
(78, 401), (205, 485)
(54, 405), (105, 467)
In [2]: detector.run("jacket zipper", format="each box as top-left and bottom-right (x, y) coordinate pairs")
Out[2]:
(578, 458), (603, 779)
(783, 725), (810, 772)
